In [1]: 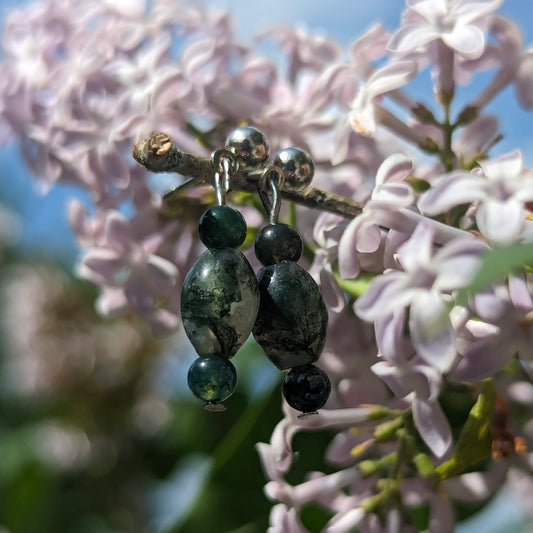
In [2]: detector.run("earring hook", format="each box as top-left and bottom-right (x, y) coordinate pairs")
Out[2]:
(211, 149), (238, 206)
(259, 165), (285, 225)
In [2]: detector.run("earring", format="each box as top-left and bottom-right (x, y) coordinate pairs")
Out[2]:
(252, 148), (331, 416)
(180, 131), (267, 410)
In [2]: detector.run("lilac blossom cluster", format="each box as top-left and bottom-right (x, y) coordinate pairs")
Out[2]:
(3, 0), (533, 531)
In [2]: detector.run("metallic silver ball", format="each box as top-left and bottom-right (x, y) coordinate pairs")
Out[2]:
(225, 126), (270, 171)
(273, 147), (314, 190)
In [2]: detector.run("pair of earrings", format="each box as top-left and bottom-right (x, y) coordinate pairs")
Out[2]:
(180, 127), (331, 416)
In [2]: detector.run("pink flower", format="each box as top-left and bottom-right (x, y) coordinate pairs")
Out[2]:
(338, 153), (415, 279)
(418, 149), (533, 243)
(348, 60), (418, 137)
(388, 0), (504, 59)
(355, 223), (486, 372)
(257, 24), (340, 84)
(78, 211), (180, 334)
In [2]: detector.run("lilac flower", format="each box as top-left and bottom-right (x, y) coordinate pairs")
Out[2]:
(388, 0), (503, 59)
(308, 212), (347, 313)
(338, 153), (415, 279)
(418, 150), (533, 243)
(257, 24), (340, 84)
(452, 274), (533, 381)
(268, 504), (309, 533)
(355, 223), (486, 372)
(460, 16), (533, 112)
(372, 358), (453, 458)
(451, 114), (499, 162)
(78, 211), (180, 334)
(348, 60), (418, 137)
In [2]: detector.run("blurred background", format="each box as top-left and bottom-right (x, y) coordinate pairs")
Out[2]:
(0, 1), (533, 532)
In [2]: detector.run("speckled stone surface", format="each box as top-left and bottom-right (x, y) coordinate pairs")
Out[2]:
(198, 205), (247, 249)
(252, 261), (328, 370)
(181, 248), (259, 357)
(187, 354), (238, 404)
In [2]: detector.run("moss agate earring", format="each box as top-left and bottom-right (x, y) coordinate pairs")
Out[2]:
(181, 146), (262, 411)
(253, 150), (331, 416)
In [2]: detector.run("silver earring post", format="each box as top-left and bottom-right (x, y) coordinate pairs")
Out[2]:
(259, 165), (285, 225)
(211, 149), (238, 206)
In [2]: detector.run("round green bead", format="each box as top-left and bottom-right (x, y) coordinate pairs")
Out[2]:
(282, 364), (331, 413)
(187, 354), (238, 404)
(255, 223), (302, 265)
(199, 205), (247, 249)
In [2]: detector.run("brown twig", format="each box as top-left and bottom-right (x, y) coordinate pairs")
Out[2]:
(132, 132), (364, 219)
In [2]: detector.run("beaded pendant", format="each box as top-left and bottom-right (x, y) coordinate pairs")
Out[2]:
(181, 148), (262, 410)
(252, 154), (331, 415)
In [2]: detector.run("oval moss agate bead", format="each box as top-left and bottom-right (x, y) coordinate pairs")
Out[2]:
(199, 205), (247, 249)
(255, 223), (302, 265)
(282, 364), (331, 413)
(181, 248), (259, 357)
(252, 261), (328, 370)
(187, 354), (238, 410)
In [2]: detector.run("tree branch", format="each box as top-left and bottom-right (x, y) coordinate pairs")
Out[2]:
(132, 132), (364, 219)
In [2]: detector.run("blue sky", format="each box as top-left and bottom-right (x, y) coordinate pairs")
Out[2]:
(0, 0), (532, 263)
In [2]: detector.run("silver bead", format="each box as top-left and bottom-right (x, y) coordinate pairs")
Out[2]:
(273, 147), (314, 190)
(225, 126), (270, 171)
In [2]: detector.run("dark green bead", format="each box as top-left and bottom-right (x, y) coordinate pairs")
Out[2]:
(181, 248), (259, 357)
(254, 223), (303, 265)
(187, 354), (237, 405)
(253, 261), (328, 370)
(199, 205), (247, 249)
(282, 364), (330, 413)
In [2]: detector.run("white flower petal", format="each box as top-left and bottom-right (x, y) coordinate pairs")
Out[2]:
(478, 149), (523, 182)
(375, 310), (410, 363)
(412, 397), (452, 458)
(375, 153), (413, 186)
(371, 183), (415, 208)
(452, 0), (505, 25)
(146, 253), (178, 287)
(434, 238), (487, 291)
(324, 507), (365, 533)
(355, 271), (419, 321)
(516, 51), (533, 109)
(105, 211), (133, 252)
(476, 198), (524, 243)
(319, 266), (346, 313)
(443, 25), (485, 59)
(410, 292), (457, 372)
(364, 60), (418, 99)
(407, 0), (448, 21)
(387, 23), (440, 53)
(338, 217), (363, 279)
(395, 222), (434, 272)
(418, 172), (487, 215)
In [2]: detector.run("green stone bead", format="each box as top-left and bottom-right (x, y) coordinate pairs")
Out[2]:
(254, 223), (302, 265)
(282, 364), (331, 413)
(187, 354), (237, 405)
(252, 261), (328, 370)
(199, 205), (247, 249)
(181, 248), (259, 357)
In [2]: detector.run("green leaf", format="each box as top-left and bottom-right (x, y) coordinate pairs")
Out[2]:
(456, 242), (533, 305)
(335, 272), (375, 298)
(435, 379), (496, 481)
(167, 382), (282, 533)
